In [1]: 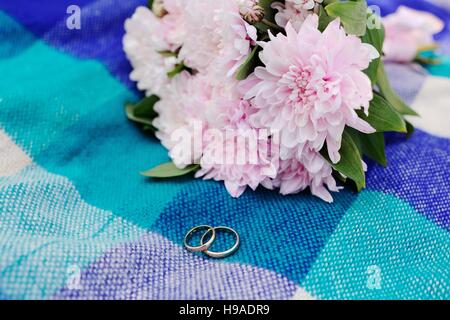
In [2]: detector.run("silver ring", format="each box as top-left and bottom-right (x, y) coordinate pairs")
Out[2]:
(200, 226), (240, 258)
(184, 225), (216, 252)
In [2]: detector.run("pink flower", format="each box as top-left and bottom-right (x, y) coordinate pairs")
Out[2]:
(383, 6), (444, 63)
(123, 6), (178, 97)
(179, 0), (257, 78)
(161, 0), (187, 47)
(195, 128), (278, 198)
(153, 72), (210, 168)
(193, 78), (279, 198)
(243, 15), (378, 164)
(123, 3), (187, 97)
(272, 1), (312, 31)
(287, 0), (323, 11)
(154, 72), (278, 198)
(272, 148), (340, 203)
(153, 71), (193, 151)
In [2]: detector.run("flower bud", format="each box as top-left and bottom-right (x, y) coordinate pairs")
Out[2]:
(239, 0), (265, 24)
(152, 0), (167, 17)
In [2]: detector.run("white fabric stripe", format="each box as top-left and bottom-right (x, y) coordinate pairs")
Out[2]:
(0, 129), (32, 176)
(407, 76), (450, 138)
(291, 287), (316, 300)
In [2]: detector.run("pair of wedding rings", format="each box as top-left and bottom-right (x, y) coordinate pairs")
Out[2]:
(183, 225), (240, 258)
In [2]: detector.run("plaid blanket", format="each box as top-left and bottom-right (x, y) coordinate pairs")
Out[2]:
(0, 0), (448, 300)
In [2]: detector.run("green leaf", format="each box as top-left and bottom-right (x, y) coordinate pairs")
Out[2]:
(360, 132), (386, 167)
(125, 95), (160, 130)
(258, 0), (276, 21)
(365, 11), (384, 51)
(167, 63), (185, 78)
(158, 50), (177, 58)
(347, 128), (386, 167)
(405, 120), (415, 140)
(333, 171), (347, 183)
(143, 125), (156, 132)
(361, 20), (384, 84)
(236, 46), (260, 80)
(141, 162), (200, 178)
(147, 0), (153, 9)
(321, 130), (365, 191)
(360, 132), (387, 167)
(254, 23), (269, 33)
(325, 0), (368, 36)
(363, 56), (379, 86)
(318, 5), (335, 32)
(377, 62), (419, 116)
(357, 93), (407, 133)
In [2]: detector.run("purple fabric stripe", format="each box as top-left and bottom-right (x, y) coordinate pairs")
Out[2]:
(0, 0), (95, 35)
(53, 232), (299, 300)
(368, 129), (450, 232)
(384, 63), (428, 105)
(0, 0), (146, 92)
(376, 64), (450, 231)
(371, 63), (449, 231)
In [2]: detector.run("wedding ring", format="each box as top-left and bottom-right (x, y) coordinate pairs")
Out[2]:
(184, 225), (216, 252)
(200, 226), (240, 259)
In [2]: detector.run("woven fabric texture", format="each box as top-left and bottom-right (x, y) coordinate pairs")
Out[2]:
(0, 0), (449, 300)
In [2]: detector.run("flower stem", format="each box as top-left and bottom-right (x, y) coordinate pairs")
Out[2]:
(261, 18), (283, 32)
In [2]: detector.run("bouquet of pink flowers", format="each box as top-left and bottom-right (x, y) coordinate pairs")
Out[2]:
(123, 0), (440, 202)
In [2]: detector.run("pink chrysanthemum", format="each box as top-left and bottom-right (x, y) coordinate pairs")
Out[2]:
(123, 4), (186, 97)
(287, 0), (323, 11)
(153, 71), (193, 151)
(154, 71), (277, 197)
(153, 72), (211, 168)
(272, 1), (312, 31)
(195, 128), (278, 198)
(179, 0), (257, 78)
(244, 15), (378, 164)
(160, 0), (187, 46)
(195, 78), (279, 198)
(272, 148), (340, 203)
